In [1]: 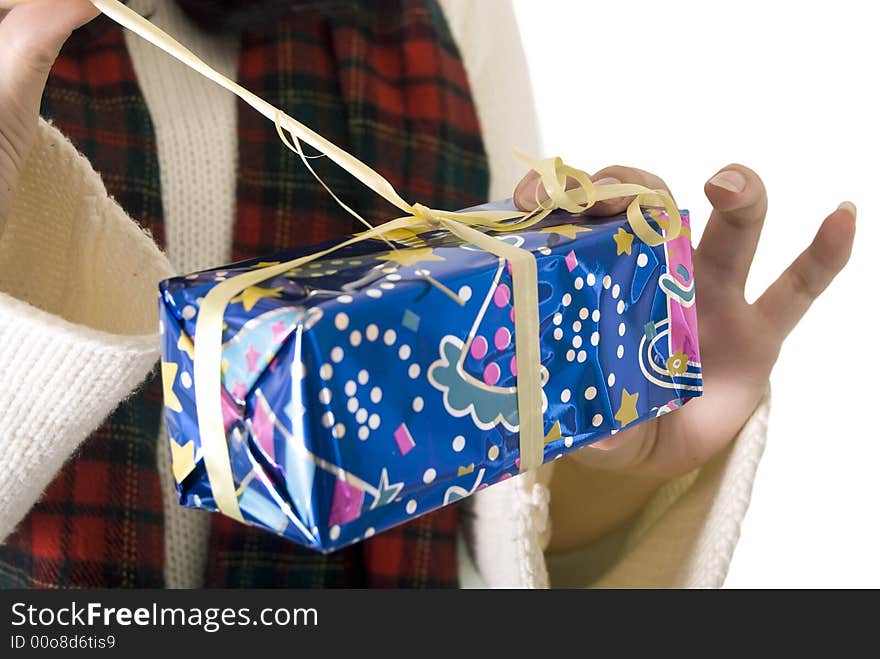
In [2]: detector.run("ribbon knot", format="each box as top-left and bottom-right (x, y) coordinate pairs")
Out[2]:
(410, 203), (441, 227)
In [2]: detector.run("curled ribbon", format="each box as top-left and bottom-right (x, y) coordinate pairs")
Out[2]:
(90, 0), (682, 522)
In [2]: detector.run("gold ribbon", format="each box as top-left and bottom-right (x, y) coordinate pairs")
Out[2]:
(90, 0), (682, 522)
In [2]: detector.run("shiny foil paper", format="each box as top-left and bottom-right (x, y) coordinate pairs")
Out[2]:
(159, 202), (702, 551)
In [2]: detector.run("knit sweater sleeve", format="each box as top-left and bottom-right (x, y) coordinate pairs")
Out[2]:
(0, 119), (173, 542)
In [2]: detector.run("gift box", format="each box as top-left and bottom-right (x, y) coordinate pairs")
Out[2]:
(158, 201), (702, 552)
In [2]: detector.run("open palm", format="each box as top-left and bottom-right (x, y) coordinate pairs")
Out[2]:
(516, 164), (855, 481)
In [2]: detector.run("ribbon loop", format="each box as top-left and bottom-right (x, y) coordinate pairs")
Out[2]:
(555, 162), (597, 213)
(627, 189), (681, 246)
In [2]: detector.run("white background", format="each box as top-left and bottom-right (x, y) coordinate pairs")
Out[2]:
(513, 0), (878, 587)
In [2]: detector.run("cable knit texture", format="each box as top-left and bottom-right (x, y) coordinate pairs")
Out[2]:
(0, 0), (769, 589)
(0, 119), (173, 541)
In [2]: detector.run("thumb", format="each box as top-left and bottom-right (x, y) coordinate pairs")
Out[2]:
(0, 1), (100, 102)
(0, 0), (98, 217)
(0, 0), (99, 56)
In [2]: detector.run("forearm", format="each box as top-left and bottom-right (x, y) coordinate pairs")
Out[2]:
(547, 452), (666, 554)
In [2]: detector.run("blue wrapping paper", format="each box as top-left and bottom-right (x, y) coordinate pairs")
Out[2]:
(159, 201), (702, 552)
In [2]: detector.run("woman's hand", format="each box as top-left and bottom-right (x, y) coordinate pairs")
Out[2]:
(514, 163), (856, 552)
(0, 0), (99, 230)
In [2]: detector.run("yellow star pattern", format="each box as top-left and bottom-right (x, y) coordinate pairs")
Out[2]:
(544, 420), (563, 445)
(177, 333), (194, 360)
(377, 247), (445, 268)
(539, 224), (592, 240)
(613, 228), (634, 255)
(161, 361), (183, 413)
(457, 463), (475, 476)
(230, 286), (283, 312)
(252, 261), (281, 269)
(614, 389), (640, 428)
(170, 439), (196, 484)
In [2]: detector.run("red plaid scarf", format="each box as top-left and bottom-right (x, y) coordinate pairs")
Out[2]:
(0, 1), (489, 588)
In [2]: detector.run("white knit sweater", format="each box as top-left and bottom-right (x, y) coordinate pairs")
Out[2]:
(0, 0), (770, 588)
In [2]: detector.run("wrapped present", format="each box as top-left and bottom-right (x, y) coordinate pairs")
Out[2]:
(89, 0), (702, 552)
(159, 201), (702, 551)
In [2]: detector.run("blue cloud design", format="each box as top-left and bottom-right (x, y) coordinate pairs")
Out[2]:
(428, 337), (520, 431)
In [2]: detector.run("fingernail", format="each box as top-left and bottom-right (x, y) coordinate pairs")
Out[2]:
(708, 170), (747, 194)
(837, 201), (857, 220)
(593, 177), (621, 186)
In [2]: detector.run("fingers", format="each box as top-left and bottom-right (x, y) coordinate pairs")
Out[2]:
(0, 0), (98, 147)
(755, 202), (856, 339)
(513, 164), (671, 217)
(513, 168), (544, 211)
(693, 164), (768, 293)
(0, 1), (98, 59)
(0, 1), (99, 104)
(513, 169), (613, 212)
(587, 165), (671, 217)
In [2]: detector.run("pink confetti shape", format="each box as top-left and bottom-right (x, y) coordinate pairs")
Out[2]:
(565, 250), (578, 272)
(394, 423), (416, 455)
(270, 319), (288, 341)
(221, 388), (241, 430)
(328, 478), (366, 527)
(494, 327), (511, 351)
(245, 345), (261, 372)
(251, 395), (275, 460)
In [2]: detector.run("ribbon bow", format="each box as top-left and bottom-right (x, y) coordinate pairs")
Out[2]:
(91, 0), (682, 523)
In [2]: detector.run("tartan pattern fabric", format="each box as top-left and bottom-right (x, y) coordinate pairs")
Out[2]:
(231, 1), (487, 260)
(0, 26), (167, 589)
(204, 500), (459, 588)
(0, 0), (488, 589)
